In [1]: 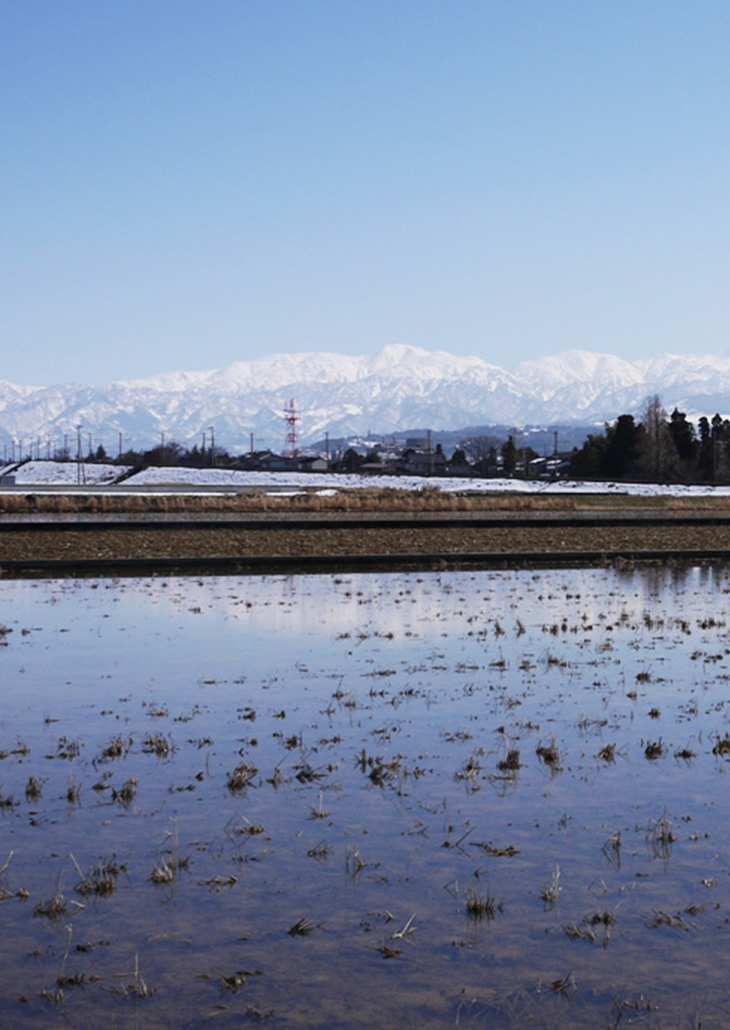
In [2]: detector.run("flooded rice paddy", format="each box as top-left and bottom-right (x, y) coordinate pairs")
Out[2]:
(1, 565), (730, 1028)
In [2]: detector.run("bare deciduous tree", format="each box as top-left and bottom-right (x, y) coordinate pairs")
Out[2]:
(459, 435), (499, 475)
(637, 395), (676, 482)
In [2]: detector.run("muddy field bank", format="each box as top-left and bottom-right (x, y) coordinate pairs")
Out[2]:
(1, 520), (728, 561)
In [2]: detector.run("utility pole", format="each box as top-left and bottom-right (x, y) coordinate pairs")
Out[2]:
(209, 426), (215, 467)
(250, 432), (254, 456)
(325, 431), (330, 467)
(118, 432), (123, 460)
(76, 425), (86, 485)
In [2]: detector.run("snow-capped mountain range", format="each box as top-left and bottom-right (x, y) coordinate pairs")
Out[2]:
(3, 344), (730, 454)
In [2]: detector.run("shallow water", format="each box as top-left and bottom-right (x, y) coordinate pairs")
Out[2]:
(1, 565), (730, 1028)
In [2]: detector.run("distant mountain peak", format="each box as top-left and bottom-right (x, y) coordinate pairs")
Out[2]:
(1, 345), (730, 453)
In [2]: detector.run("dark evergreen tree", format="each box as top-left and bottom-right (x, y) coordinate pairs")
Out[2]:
(669, 409), (696, 470)
(698, 417), (713, 479)
(568, 432), (608, 479)
(711, 414), (729, 482)
(340, 448), (364, 472)
(186, 444), (206, 467)
(141, 441), (184, 467)
(603, 415), (639, 479)
(501, 435), (516, 476)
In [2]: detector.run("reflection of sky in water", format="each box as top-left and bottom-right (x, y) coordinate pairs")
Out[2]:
(5, 562), (728, 636)
(3, 565), (730, 816)
(2, 567), (730, 1028)
(3, 565), (730, 699)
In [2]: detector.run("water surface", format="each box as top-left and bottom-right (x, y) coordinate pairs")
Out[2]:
(1, 566), (729, 1028)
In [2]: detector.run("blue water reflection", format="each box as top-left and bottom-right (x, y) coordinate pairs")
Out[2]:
(0, 566), (729, 1029)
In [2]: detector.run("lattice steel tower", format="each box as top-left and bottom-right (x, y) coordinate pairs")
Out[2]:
(283, 398), (300, 458)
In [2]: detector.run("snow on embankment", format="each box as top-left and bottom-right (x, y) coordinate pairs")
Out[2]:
(105, 465), (730, 497)
(4, 460), (730, 497)
(10, 461), (132, 485)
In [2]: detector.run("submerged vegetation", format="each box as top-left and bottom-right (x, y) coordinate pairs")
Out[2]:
(0, 565), (729, 1028)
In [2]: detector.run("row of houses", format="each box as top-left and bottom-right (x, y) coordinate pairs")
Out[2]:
(240, 441), (573, 479)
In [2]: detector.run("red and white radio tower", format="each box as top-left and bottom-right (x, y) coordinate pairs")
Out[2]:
(283, 398), (300, 459)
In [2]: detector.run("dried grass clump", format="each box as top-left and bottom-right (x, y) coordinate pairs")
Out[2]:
(587, 909), (616, 929)
(465, 887), (501, 921)
(674, 746), (696, 761)
(712, 734), (730, 756)
(564, 910), (616, 946)
(112, 778), (138, 806)
(25, 776), (42, 801)
(227, 761), (258, 793)
(647, 811), (676, 861)
(33, 892), (68, 920)
(74, 856), (126, 897)
(148, 860), (175, 884)
(644, 739), (664, 760)
(540, 865), (562, 908)
(55, 737), (81, 760)
(142, 733), (172, 758)
(649, 909), (691, 930)
(110, 953), (150, 998)
(536, 737), (561, 769)
(287, 917), (318, 936)
(497, 749), (521, 772)
(455, 749), (484, 784)
(149, 854), (189, 884)
(99, 736), (131, 761)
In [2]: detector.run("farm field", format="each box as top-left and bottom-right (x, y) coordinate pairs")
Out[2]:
(0, 566), (729, 1028)
(2, 517), (730, 567)
(3, 487), (730, 570)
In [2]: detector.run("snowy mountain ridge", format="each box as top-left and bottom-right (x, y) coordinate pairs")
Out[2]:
(3, 344), (730, 454)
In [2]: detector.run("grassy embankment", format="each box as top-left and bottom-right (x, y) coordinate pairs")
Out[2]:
(0, 486), (728, 517)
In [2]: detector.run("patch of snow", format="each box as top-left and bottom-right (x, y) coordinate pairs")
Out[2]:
(11, 461), (132, 485)
(3, 460), (730, 498)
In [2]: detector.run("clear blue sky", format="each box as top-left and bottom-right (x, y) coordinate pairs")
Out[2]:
(3, 1), (730, 386)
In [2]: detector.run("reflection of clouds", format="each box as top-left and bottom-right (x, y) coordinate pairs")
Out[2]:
(27, 565), (730, 643)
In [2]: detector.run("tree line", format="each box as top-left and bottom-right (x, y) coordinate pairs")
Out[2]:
(569, 396), (730, 483)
